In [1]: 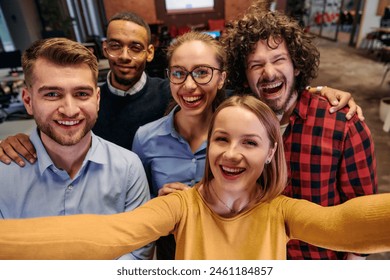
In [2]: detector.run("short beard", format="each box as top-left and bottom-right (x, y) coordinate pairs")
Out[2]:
(36, 117), (96, 146)
(263, 81), (297, 116)
(112, 73), (134, 87)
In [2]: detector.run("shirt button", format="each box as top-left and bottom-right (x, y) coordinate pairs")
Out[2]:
(192, 158), (196, 163)
(67, 185), (73, 190)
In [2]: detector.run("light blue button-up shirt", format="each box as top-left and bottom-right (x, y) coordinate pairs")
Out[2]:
(132, 107), (206, 198)
(0, 128), (153, 260)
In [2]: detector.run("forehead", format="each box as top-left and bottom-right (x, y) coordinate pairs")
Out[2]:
(107, 20), (148, 44)
(171, 40), (218, 67)
(249, 39), (289, 59)
(31, 58), (96, 87)
(213, 106), (266, 135)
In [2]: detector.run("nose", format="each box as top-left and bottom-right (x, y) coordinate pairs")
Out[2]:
(223, 142), (242, 162)
(118, 47), (133, 60)
(262, 63), (276, 81)
(183, 73), (197, 90)
(58, 95), (80, 117)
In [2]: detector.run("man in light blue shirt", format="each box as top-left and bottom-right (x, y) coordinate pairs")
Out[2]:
(0, 38), (153, 260)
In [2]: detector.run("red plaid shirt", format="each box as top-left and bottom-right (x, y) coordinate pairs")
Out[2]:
(284, 90), (377, 260)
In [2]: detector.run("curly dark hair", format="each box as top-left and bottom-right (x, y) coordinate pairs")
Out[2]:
(221, 9), (320, 94)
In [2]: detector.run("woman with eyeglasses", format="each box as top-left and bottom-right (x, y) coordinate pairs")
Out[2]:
(132, 31), (227, 259)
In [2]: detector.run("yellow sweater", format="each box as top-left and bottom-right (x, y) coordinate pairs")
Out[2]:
(1, 187), (390, 259)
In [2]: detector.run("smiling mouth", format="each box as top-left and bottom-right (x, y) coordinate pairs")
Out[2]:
(220, 165), (245, 176)
(260, 81), (283, 95)
(182, 95), (203, 104)
(57, 120), (81, 126)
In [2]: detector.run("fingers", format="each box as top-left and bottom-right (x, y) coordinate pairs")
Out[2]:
(320, 86), (362, 120)
(345, 100), (357, 120)
(328, 90), (351, 114)
(158, 182), (190, 196)
(0, 139), (12, 165)
(158, 187), (173, 197)
(320, 86), (341, 109)
(0, 134), (36, 167)
(355, 105), (365, 121)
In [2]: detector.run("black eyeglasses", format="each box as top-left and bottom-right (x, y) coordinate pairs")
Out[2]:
(104, 41), (146, 60)
(166, 65), (222, 85)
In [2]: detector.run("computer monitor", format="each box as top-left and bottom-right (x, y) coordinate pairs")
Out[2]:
(203, 30), (221, 39)
(0, 50), (22, 73)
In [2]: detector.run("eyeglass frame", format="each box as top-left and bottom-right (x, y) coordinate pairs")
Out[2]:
(166, 65), (223, 85)
(104, 40), (148, 60)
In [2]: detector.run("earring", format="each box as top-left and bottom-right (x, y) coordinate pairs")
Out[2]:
(265, 159), (271, 165)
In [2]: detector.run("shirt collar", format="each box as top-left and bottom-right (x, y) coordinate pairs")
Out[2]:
(158, 105), (181, 138)
(292, 89), (311, 120)
(31, 128), (107, 177)
(106, 71), (147, 96)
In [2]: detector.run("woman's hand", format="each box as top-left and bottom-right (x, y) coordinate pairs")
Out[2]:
(158, 182), (191, 196)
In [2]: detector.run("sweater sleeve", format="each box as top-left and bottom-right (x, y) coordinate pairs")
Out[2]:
(284, 193), (390, 254)
(0, 193), (184, 260)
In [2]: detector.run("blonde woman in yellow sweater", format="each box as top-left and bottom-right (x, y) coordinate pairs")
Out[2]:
(0, 95), (390, 260)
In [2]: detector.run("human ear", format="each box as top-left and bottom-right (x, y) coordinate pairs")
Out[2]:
(102, 41), (109, 59)
(146, 44), (155, 62)
(22, 88), (34, 116)
(266, 142), (277, 163)
(218, 71), (227, 89)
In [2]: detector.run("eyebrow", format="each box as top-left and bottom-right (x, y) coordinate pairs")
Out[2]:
(107, 39), (145, 47)
(247, 53), (288, 64)
(213, 129), (263, 140)
(38, 85), (94, 93)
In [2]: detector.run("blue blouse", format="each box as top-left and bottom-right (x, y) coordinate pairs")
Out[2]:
(132, 107), (207, 197)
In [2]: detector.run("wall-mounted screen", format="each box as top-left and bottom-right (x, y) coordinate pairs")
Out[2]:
(165, 0), (214, 14)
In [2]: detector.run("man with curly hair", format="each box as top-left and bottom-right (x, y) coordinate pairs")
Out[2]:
(221, 8), (377, 260)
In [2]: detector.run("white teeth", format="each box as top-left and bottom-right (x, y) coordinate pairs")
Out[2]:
(58, 120), (79, 126)
(183, 96), (202, 103)
(221, 166), (244, 174)
(261, 81), (282, 89)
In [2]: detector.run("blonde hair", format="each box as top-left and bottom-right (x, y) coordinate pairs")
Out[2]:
(201, 95), (288, 202)
(22, 38), (98, 87)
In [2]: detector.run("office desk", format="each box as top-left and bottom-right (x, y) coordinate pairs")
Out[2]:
(372, 27), (390, 34)
(0, 68), (24, 84)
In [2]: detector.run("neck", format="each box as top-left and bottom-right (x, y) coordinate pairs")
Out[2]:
(40, 132), (92, 179)
(277, 91), (298, 126)
(174, 109), (213, 152)
(203, 180), (261, 217)
(110, 72), (136, 91)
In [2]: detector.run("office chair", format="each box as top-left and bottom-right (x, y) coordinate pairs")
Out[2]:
(0, 87), (11, 123)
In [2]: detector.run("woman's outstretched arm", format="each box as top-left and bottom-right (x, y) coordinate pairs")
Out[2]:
(0, 194), (182, 260)
(285, 193), (390, 254)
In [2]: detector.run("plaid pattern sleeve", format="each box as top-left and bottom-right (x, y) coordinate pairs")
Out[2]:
(283, 91), (377, 260)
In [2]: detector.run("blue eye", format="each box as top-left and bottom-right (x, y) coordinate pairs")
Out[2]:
(192, 68), (209, 78)
(45, 92), (58, 97)
(172, 70), (186, 79)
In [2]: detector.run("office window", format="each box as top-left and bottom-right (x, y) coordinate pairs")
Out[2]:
(165, 0), (214, 14)
(0, 7), (15, 52)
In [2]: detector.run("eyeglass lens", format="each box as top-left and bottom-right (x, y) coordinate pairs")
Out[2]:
(106, 41), (146, 59)
(168, 66), (217, 85)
